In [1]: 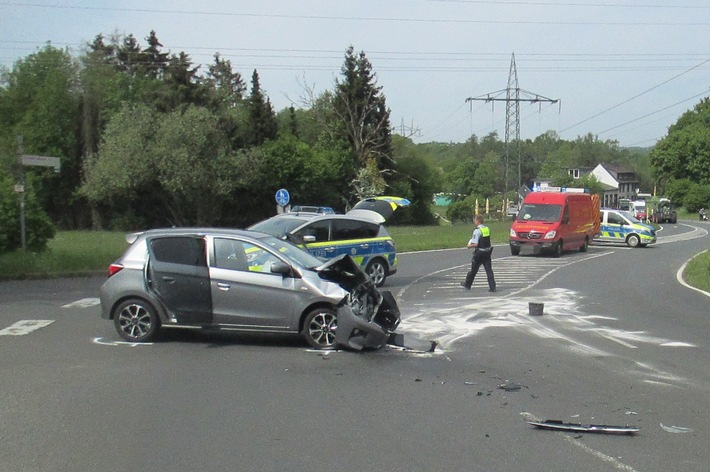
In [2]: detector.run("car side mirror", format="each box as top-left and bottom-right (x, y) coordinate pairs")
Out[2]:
(562, 216), (569, 224)
(270, 261), (292, 276)
(302, 235), (316, 243)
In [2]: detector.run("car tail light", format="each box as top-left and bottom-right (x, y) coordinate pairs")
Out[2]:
(107, 263), (124, 277)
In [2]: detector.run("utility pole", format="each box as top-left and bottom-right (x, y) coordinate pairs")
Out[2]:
(466, 53), (560, 204)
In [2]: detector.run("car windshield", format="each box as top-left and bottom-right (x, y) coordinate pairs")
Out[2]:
(517, 203), (562, 222)
(256, 235), (324, 269)
(620, 211), (641, 223)
(249, 217), (308, 237)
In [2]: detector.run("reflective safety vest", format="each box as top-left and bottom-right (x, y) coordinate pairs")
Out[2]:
(477, 225), (492, 249)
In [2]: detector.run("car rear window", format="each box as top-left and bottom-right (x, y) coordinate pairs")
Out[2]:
(331, 219), (380, 240)
(249, 217), (308, 237)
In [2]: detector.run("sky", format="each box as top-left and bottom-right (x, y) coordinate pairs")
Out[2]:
(1, 0), (709, 148)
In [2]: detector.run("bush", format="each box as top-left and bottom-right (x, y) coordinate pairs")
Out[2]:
(683, 183), (710, 213)
(446, 200), (474, 224)
(0, 171), (55, 253)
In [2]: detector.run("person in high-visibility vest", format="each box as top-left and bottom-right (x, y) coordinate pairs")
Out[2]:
(461, 214), (497, 292)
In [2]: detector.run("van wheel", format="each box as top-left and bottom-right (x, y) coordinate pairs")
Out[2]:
(510, 246), (520, 256)
(627, 234), (640, 248)
(553, 241), (563, 258)
(579, 238), (588, 252)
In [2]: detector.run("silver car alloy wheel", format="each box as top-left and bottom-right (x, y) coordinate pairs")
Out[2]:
(305, 309), (337, 349)
(117, 302), (154, 341)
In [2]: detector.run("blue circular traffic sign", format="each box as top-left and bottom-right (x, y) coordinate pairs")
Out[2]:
(275, 188), (290, 206)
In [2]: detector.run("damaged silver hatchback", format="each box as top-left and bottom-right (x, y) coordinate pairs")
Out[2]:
(99, 228), (400, 350)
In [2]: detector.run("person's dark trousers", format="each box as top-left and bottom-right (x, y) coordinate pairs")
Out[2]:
(464, 250), (496, 291)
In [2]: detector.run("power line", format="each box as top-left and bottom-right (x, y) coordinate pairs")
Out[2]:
(597, 89), (710, 135)
(1, 2), (709, 26)
(561, 58), (710, 133)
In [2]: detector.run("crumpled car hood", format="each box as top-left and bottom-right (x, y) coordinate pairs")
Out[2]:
(316, 254), (400, 350)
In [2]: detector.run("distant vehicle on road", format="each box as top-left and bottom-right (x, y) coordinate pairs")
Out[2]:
(509, 188), (600, 257)
(595, 208), (657, 248)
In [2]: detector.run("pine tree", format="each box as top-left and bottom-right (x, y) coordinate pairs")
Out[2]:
(205, 53), (245, 109)
(334, 46), (393, 171)
(247, 70), (277, 146)
(142, 30), (169, 79)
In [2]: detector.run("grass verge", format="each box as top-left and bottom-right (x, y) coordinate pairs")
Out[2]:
(684, 250), (710, 293)
(0, 231), (127, 280)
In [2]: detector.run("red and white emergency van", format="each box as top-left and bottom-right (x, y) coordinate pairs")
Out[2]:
(509, 188), (600, 257)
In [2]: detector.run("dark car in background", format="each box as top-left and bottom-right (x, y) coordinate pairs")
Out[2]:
(99, 228), (400, 350)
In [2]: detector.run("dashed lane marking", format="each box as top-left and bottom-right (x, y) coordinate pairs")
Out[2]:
(62, 297), (100, 308)
(0, 320), (54, 336)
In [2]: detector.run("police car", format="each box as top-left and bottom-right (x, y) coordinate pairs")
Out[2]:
(595, 208), (657, 248)
(248, 197), (409, 286)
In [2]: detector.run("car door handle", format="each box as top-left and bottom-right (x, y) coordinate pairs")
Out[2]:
(359, 244), (369, 249)
(217, 283), (230, 291)
(162, 276), (175, 284)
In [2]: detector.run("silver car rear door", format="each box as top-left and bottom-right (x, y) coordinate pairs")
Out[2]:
(147, 235), (213, 325)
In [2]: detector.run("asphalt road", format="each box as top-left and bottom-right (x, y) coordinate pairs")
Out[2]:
(1, 221), (709, 472)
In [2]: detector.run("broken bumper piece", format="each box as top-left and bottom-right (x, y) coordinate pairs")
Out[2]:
(336, 290), (401, 351)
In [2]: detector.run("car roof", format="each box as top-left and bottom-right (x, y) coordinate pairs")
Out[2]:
(127, 227), (273, 243)
(264, 213), (380, 224)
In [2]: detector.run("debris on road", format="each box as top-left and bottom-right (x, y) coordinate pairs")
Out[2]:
(527, 419), (639, 435)
(660, 423), (694, 434)
(499, 382), (526, 392)
(387, 332), (437, 352)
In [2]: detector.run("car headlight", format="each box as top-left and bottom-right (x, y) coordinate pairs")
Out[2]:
(509, 228), (517, 237)
(544, 231), (557, 239)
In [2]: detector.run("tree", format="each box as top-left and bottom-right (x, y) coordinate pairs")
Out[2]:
(650, 98), (710, 185)
(0, 169), (55, 253)
(141, 30), (169, 79)
(0, 45), (83, 228)
(204, 53), (245, 109)
(158, 52), (204, 111)
(389, 136), (440, 224)
(333, 47), (393, 174)
(82, 104), (238, 227)
(246, 70), (277, 147)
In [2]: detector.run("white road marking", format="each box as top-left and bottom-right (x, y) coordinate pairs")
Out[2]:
(62, 297), (100, 308)
(92, 336), (153, 347)
(0, 320), (54, 336)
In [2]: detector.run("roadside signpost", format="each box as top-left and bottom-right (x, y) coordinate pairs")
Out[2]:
(15, 136), (61, 250)
(275, 188), (290, 213)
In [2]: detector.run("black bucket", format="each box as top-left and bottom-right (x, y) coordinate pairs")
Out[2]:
(528, 302), (544, 316)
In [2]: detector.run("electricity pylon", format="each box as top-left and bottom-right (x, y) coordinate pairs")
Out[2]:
(466, 53), (559, 202)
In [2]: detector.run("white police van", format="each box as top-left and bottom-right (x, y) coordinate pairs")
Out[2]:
(595, 208), (656, 248)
